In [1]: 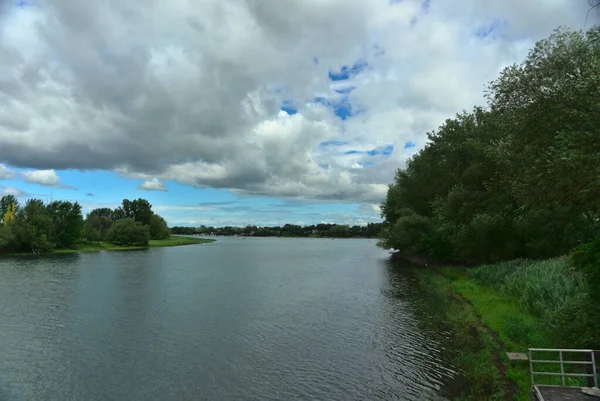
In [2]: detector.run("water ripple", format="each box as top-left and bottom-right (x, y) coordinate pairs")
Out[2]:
(0, 239), (457, 400)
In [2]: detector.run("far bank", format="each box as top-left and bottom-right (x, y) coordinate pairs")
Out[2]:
(1, 236), (215, 257)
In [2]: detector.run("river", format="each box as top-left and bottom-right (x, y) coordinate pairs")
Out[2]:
(0, 237), (458, 400)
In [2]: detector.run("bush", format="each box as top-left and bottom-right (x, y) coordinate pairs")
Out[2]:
(148, 214), (170, 240)
(571, 235), (600, 303)
(386, 213), (432, 255)
(106, 218), (149, 246)
(469, 256), (598, 348)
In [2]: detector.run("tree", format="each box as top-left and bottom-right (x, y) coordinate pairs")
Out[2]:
(106, 218), (149, 246)
(2, 201), (17, 226)
(148, 214), (170, 240)
(116, 198), (154, 225)
(46, 201), (84, 248)
(0, 225), (15, 251)
(0, 195), (18, 224)
(11, 199), (53, 254)
(85, 208), (115, 240)
(380, 27), (600, 263)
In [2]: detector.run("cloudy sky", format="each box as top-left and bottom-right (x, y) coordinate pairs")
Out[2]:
(0, 0), (597, 226)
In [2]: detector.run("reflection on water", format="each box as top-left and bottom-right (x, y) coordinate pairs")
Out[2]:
(0, 238), (458, 400)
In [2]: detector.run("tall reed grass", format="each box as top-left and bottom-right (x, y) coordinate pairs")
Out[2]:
(468, 258), (585, 318)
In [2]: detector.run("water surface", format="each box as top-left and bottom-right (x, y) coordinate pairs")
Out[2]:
(0, 237), (456, 400)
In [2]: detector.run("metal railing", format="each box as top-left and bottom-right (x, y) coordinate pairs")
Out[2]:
(529, 348), (598, 388)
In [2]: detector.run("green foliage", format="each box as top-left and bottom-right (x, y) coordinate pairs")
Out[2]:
(0, 195), (19, 224)
(46, 201), (84, 248)
(85, 208), (115, 240)
(0, 196), (169, 254)
(468, 258), (598, 348)
(571, 235), (600, 302)
(170, 222), (384, 238)
(148, 214), (170, 240)
(381, 27), (600, 263)
(386, 211), (431, 255)
(84, 225), (101, 244)
(116, 198), (154, 225)
(10, 199), (53, 254)
(106, 218), (149, 246)
(0, 225), (15, 250)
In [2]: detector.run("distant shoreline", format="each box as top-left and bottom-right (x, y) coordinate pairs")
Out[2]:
(0, 236), (215, 257)
(184, 234), (380, 239)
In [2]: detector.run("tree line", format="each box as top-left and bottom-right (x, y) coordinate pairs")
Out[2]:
(0, 196), (170, 254)
(171, 222), (383, 238)
(380, 27), (600, 264)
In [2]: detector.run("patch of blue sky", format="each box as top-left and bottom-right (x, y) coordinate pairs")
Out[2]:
(368, 145), (394, 156)
(328, 60), (368, 81)
(345, 145), (394, 156)
(333, 85), (355, 94)
(404, 141), (416, 149)
(319, 140), (348, 147)
(280, 100), (298, 115)
(314, 95), (360, 120)
(475, 19), (508, 39)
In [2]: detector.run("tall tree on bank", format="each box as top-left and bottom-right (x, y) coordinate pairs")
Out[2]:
(46, 201), (84, 248)
(381, 27), (600, 263)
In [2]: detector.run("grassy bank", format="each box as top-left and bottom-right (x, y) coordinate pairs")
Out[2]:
(414, 257), (598, 401)
(413, 268), (506, 400)
(3, 236), (215, 256)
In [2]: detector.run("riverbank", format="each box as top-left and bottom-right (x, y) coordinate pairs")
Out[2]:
(410, 257), (597, 401)
(1, 236), (215, 256)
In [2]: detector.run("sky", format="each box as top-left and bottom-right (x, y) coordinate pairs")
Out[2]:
(0, 0), (597, 227)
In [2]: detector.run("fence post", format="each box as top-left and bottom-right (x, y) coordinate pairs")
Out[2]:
(529, 349), (534, 386)
(559, 351), (565, 386)
(591, 351), (598, 388)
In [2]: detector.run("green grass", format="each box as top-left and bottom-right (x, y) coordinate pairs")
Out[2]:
(413, 269), (505, 400)
(2, 236), (215, 256)
(467, 258), (583, 317)
(434, 265), (596, 401)
(438, 268), (545, 401)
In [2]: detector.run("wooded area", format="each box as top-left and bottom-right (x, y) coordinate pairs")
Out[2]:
(380, 27), (600, 348)
(171, 222), (383, 238)
(381, 27), (599, 264)
(0, 196), (170, 254)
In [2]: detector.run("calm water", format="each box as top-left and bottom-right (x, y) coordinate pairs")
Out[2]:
(0, 237), (458, 400)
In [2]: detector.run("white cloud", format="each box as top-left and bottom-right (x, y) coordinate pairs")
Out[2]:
(0, 0), (594, 206)
(20, 169), (62, 187)
(137, 178), (167, 191)
(0, 185), (27, 197)
(0, 164), (14, 180)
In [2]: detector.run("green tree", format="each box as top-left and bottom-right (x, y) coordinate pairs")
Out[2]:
(148, 214), (170, 240)
(106, 218), (149, 246)
(46, 201), (84, 248)
(380, 26), (600, 263)
(11, 199), (53, 254)
(0, 195), (18, 224)
(0, 225), (15, 251)
(85, 208), (115, 241)
(116, 198), (154, 225)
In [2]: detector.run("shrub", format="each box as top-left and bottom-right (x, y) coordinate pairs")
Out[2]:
(148, 214), (170, 240)
(106, 218), (149, 246)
